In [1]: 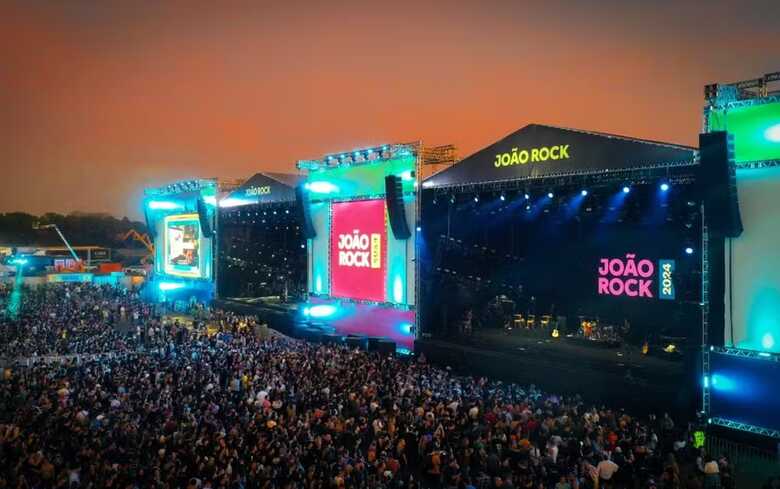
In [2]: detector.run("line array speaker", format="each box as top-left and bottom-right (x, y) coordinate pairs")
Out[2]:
(698, 132), (743, 238)
(385, 175), (412, 239)
(196, 198), (214, 238)
(296, 185), (316, 239)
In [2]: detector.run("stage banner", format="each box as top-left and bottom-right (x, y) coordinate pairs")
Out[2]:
(330, 199), (387, 302)
(423, 124), (695, 188)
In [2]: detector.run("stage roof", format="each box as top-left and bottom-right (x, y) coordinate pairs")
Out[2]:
(220, 172), (303, 207)
(423, 124), (696, 188)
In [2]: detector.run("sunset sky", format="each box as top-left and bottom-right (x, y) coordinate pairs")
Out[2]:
(1, 0), (778, 219)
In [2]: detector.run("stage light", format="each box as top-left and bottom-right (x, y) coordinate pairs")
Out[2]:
(302, 307), (310, 317)
(422, 181), (435, 188)
(450, 195), (456, 204)
(416, 226), (421, 232)
(307, 181), (339, 194)
(765, 123), (780, 142)
(685, 247), (694, 255)
(500, 192), (506, 201)
(474, 195), (479, 203)
(524, 193), (530, 200)
(9, 258), (28, 266)
(148, 200), (182, 210)
(308, 304), (337, 318)
(660, 183), (670, 192)
(703, 375), (710, 388)
(399, 323), (413, 335)
(158, 282), (185, 291)
(400, 170), (414, 181)
(525, 205), (531, 211)
(762, 333), (775, 350)
(547, 192), (554, 199)
(580, 190), (588, 196)
(622, 186), (630, 194)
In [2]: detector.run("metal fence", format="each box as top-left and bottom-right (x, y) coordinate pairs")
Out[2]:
(706, 433), (780, 488)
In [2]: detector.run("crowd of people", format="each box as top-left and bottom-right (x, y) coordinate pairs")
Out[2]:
(0, 283), (752, 489)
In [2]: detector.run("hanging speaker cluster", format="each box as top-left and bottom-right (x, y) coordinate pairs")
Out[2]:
(295, 185), (317, 239)
(698, 132), (743, 238)
(385, 175), (412, 240)
(196, 198), (214, 238)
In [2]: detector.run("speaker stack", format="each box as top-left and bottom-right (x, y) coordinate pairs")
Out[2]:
(385, 175), (412, 239)
(295, 185), (317, 239)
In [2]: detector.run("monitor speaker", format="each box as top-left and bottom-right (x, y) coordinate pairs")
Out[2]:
(196, 198), (214, 238)
(296, 185), (316, 239)
(698, 132), (743, 238)
(385, 175), (411, 239)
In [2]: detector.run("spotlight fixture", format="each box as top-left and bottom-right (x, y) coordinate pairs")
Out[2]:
(660, 183), (670, 192)
(432, 196), (438, 204)
(685, 247), (694, 255)
(450, 195), (456, 204)
(622, 186), (631, 194)
(500, 192), (506, 201)
(525, 205), (531, 211)
(581, 190), (588, 196)
(524, 193), (530, 200)
(547, 192), (554, 199)
(474, 195), (479, 203)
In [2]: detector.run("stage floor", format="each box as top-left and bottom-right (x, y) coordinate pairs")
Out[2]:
(416, 329), (696, 416)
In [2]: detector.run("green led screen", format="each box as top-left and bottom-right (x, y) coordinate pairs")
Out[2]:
(306, 155), (416, 200)
(708, 101), (780, 163)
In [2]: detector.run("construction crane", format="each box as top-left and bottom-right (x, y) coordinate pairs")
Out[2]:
(33, 223), (85, 271)
(118, 229), (155, 265)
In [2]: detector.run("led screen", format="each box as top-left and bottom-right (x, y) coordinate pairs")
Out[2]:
(709, 351), (780, 434)
(725, 166), (780, 353)
(708, 101), (780, 163)
(330, 199), (387, 302)
(164, 214), (203, 278)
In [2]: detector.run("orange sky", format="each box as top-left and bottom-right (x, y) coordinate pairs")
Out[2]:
(1, 0), (778, 218)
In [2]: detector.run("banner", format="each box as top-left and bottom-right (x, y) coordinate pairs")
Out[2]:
(330, 200), (387, 301)
(424, 124), (696, 188)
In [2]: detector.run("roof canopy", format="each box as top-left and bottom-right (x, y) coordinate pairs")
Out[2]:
(220, 172), (303, 207)
(424, 124), (696, 189)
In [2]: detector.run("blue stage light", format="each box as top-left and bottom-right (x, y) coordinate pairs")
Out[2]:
(400, 323), (413, 335)
(660, 183), (670, 192)
(703, 375), (710, 388)
(622, 186), (630, 194)
(148, 200), (182, 210)
(524, 193), (530, 200)
(416, 226), (421, 232)
(308, 304), (337, 318)
(158, 282), (185, 291)
(685, 247), (694, 255)
(547, 192), (554, 199)
(307, 181), (339, 194)
(500, 192), (506, 201)
(762, 333), (775, 350)
(474, 195), (479, 203)
(581, 190), (588, 196)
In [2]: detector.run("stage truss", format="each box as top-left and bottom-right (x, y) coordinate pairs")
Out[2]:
(702, 345), (780, 439)
(700, 71), (780, 440)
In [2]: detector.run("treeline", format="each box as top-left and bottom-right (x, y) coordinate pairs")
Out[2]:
(0, 212), (148, 248)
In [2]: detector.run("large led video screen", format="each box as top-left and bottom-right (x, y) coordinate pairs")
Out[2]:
(163, 214), (204, 278)
(330, 199), (387, 302)
(724, 166), (780, 353)
(709, 351), (780, 434)
(708, 101), (780, 163)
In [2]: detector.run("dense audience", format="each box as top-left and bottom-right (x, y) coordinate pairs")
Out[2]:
(0, 284), (749, 489)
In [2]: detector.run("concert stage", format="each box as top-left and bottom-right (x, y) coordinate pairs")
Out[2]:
(416, 329), (698, 417)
